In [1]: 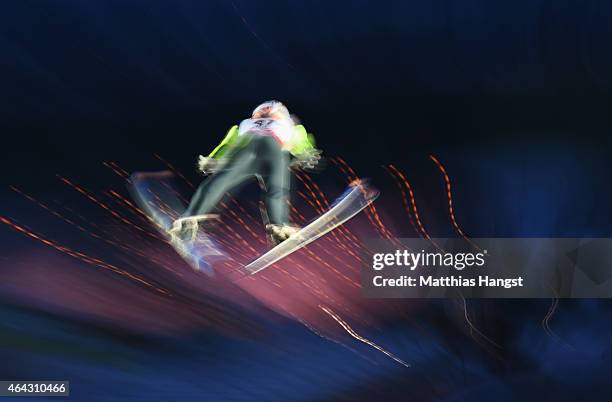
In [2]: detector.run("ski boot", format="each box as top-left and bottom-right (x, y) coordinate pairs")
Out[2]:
(266, 224), (301, 245)
(168, 214), (220, 242)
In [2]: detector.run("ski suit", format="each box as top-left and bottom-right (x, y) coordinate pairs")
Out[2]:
(182, 118), (316, 226)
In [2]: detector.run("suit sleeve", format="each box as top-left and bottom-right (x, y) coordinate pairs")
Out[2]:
(289, 124), (316, 156)
(208, 125), (239, 159)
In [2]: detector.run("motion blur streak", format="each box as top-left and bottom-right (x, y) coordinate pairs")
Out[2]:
(320, 305), (410, 368)
(154, 153), (195, 188)
(10, 186), (182, 277)
(59, 176), (161, 240)
(429, 155), (482, 252)
(386, 164), (431, 240)
(462, 297), (500, 349)
(0, 215), (169, 295)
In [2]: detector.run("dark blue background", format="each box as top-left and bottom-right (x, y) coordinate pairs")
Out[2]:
(1, 1), (612, 401)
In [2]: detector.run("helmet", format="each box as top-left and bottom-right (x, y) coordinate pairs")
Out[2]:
(252, 100), (290, 119)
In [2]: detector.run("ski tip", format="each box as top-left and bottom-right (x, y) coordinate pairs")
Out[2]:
(349, 178), (367, 187)
(130, 170), (175, 182)
(348, 178), (380, 202)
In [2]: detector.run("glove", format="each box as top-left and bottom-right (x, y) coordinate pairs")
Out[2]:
(290, 149), (323, 172)
(197, 155), (223, 175)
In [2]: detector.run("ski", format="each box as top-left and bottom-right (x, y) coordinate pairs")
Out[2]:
(241, 181), (378, 275)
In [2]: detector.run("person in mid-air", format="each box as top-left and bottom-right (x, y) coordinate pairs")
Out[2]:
(170, 100), (321, 245)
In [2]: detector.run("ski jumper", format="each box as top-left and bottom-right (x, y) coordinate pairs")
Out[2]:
(182, 118), (315, 226)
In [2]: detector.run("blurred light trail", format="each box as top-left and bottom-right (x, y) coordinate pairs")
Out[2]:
(319, 305), (410, 368)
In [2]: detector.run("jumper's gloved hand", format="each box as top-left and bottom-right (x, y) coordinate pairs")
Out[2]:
(290, 149), (323, 172)
(197, 155), (224, 175)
